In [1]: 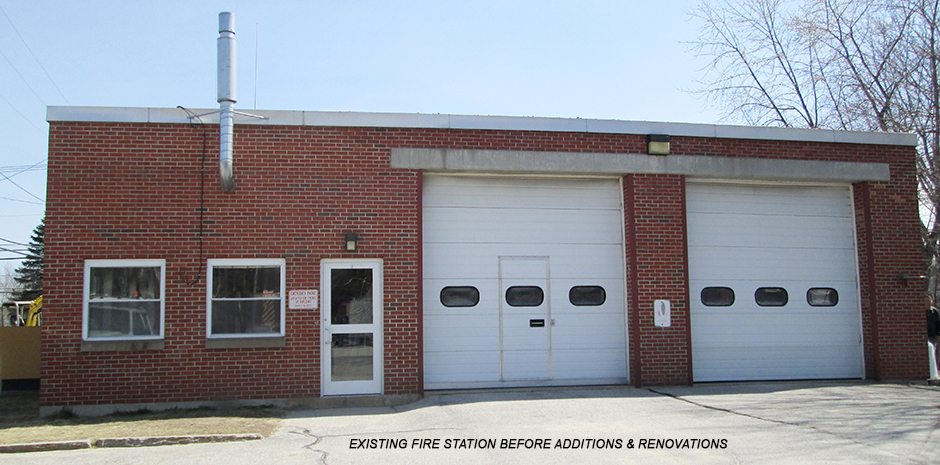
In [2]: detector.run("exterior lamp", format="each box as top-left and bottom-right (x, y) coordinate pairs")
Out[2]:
(344, 232), (359, 252)
(647, 134), (671, 156)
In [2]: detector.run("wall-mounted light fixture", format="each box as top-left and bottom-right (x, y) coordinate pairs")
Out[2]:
(344, 232), (360, 252)
(647, 134), (671, 156)
(898, 272), (926, 285)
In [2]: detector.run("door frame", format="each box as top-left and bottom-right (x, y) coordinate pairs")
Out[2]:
(320, 258), (384, 396)
(498, 255), (552, 381)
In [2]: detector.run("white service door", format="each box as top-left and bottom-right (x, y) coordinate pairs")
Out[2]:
(499, 257), (551, 381)
(687, 183), (864, 381)
(321, 260), (383, 395)
(423, 176), (628, 389)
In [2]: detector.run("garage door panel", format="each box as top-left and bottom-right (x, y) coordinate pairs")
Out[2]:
(424, 315), (499, 348)
(687, 247), (858, 281)
(424, 351), (501, 385)
(424, 176), (622, 210)
(688, 182), (863, 382)
(686, 185), (854, 216)
(687, 215), (855, 248)
(553, 348), (627, 379)
(693, 347), (863, 382)
(424, 244), (624, 279)
(424, 207), (623, 244)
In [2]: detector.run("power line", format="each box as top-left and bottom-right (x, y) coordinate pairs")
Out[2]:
(0, 46), (47, 105)
(0, 246), (28, 257)
(0, 162), (46, 175)
(0, 237), (28, 247)
(0, 169), (43, 202)
(0, 4), (68, 103)
(0, 195), (43, 206)
(0, 92), (41, 130)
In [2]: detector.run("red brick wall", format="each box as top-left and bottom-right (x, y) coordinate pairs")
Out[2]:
(624, 174), (692, 385)
(43, 121), (923, 407)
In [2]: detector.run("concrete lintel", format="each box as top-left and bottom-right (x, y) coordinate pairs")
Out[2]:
(390, 148), (891, 183)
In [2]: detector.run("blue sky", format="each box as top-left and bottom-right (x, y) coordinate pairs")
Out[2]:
(0, 0), (721, 286)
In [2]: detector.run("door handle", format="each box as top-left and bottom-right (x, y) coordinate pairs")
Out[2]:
(529, 319), (545, 328)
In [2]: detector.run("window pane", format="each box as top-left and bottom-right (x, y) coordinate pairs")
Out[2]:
(212, 266), (281, 299)
(211, 299), (281, 335)
(440, 286), (480, 307)
(755, 287), (788, 307)
(331, 333), (373, 382)
(506, 286), (544, 307)
(807, 288), (839, 307)
(88, 301), (161, 338)
(701, 287), (735, 307)
(90, 267), (160, 299)
(330, 269), (373, 325)
(569, 286), (606, 306)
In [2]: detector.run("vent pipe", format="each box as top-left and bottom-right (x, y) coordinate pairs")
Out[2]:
(217, 12), (236, 191)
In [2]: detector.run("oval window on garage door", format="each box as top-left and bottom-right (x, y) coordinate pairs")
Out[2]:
(701, 287), (735, 307)
(755, 287), (788, 307)
(506, 286), (544, 307)
(807, 288), (839, 307)
(440, 286), (480, 308)
(569, 286), (606, 306)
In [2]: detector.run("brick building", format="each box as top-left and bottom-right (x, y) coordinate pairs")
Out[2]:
(41, 106), (924, 414)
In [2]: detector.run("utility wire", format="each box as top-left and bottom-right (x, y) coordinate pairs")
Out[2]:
(0, 245), (28, 257)
(0, 4), (68, 103)
(0, 92), (41, 130)
(0, 170), (43, 202)
(0, 195), (43, 205)
(0, 237), (28, 247)
(0, 46), (46, 105)
(0, 159), (47, 179)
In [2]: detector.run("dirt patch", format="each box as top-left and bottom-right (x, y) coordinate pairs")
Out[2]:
(0, 391), (281, 445)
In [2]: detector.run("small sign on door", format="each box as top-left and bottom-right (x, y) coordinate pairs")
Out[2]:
(654, 299), (671, 327)
(289, 289), (319, 310)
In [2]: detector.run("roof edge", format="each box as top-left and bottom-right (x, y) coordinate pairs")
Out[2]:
(46, 106), (919, 147)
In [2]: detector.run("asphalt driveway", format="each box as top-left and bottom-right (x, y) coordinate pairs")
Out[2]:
(4, 381), (938, 464)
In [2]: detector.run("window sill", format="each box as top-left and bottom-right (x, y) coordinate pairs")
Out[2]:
(206, 336), (286, 349)
(81, 339), (165, 352)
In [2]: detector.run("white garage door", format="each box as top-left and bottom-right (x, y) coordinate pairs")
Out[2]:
(423, 175), (628, 389)
(687, 182), (864, 381)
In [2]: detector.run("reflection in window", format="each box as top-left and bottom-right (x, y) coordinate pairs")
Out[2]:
(506, 286), (544, 307)
(569, 286), (606, 306)
(807, 288), (839, 307)
(440, 286), (480, 307)
(701, 287), (735, 307)
(208, 260), (284, 336)
(330, 268), (374, 325)
(755, 287), (788, 307)
(85, 260), (164, 340)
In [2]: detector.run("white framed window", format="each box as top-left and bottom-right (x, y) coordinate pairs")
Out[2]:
(207, 258), (286, 338)
(83, 259), (165, 341)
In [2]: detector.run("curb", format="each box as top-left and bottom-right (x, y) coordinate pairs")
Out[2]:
(0, 440), (92, 453)
(0, 433), (262, 454)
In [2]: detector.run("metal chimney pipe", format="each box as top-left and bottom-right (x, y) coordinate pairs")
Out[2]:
(218, 12), (236, 191)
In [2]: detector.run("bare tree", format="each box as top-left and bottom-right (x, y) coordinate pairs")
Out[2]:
(693, 0), (940, 293)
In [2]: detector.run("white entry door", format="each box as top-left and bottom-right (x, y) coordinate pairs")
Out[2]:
(500, 257), (551, 381)
(321, 259), (383, 395)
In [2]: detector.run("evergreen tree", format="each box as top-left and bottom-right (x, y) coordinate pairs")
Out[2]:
(13, 217), (43, 301)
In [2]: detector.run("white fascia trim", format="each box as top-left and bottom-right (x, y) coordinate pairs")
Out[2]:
(46, 106), (918, 147)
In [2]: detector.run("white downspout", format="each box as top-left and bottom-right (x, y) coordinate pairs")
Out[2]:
(218, 12), (236, 191)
